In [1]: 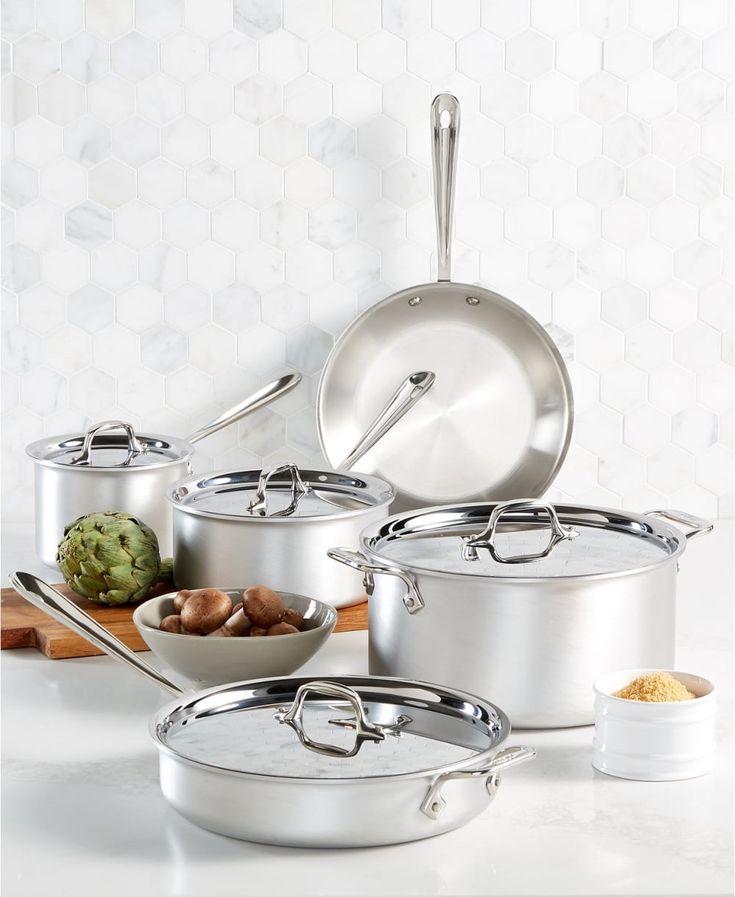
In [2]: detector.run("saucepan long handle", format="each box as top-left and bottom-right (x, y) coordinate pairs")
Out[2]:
(431, 93), (460, 283)
(9, 572), (184, 697)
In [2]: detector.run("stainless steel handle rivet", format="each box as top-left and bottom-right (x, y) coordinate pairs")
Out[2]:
(408, 296), (422, 306)
(466, 296), (480, 306)
(462, 499), (578, 564)
(275, 680), (386, 758)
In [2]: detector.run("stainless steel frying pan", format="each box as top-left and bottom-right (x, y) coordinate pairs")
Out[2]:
(317, 94), (573, 512)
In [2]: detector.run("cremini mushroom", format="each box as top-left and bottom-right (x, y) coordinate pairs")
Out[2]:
(159, 614), (184, 634)
(266, 622), (299, 636)
(206, 606), (253, 638)
(180, 588), (234, 635)
(242, 585), (284, 628)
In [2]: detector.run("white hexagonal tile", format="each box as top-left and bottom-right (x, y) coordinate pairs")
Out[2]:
(68, 284), (114, 333)
(555, 116), (603, 166)
(700, 195), (732, 247)
(650, 362), (697, 413)
(480, 159), (528, 206)
(18, 285), (65, 334)
(118, 367), (166, 415)
(235, 157), (283, 210)
(672, 405), (719, 453)
(599, 444), (646, 494)
(161, 31), (208, 82)
(92, 323), (139, 375)
(234, 73), (282, 125)
(237, 322), (287, 375)
(259, 30), (307, 84)
(677, 71), (726, 122)
(162, 116), (209, 167)
(649, 280), (698, 330)
(114, 200), (161, 249)
(578, 239), (625, 292)
(698, 280), (733, 331)
(260, 284), (309, 333)
(605, 30), (652, 79)
(649, 197), (698, 249)
(136, 73), (184, 126)
(673, 322), (722, 373)
(578, 157), (624, 204)
(164, 284), (211, 332)
(600, 199), (648, 249)
(580, 72), (626, 123)
(188, 242), (235, 292)
(162, 199), (209, 250)
(188, 324), (237, 373)
(186, 73), (233, 124)
(15, 200), (63, 251)
(257, 115), (306, 167)
(603, 115), (650, 165)
(40, 242), (90, 293)
(629, 70), (682, 122)
(185, 0), (232, 39)
(305, 200), (354, 250)
(506, 29), (553, 81)
(140, 241), (187, 292)
(90, 241), (137, 292)
(213, 285), (260, 332)
(504, 115), (551, 167)
(504, 197), (551, 249)
(647, 445), (695, 493)
(87, 75), (134, 126)
(383, 73), (431, 125)
(627, 157), (674, 207)
(165, 364), (212, 412)
(41, 325), (91, 376)
(187, 159), (233, 210)
(112, 116), (159, 168)
(626, 239), (674, 289)
(38, 74), (85, 127)
(284, 0), (331, 38)
(624, 404), (670, 453)
(576, 404), (623, 454)
(13, 32), (60, 84)
(212, 200), (258, 252)
(19, 366), (67, 416)
(2, 243), (40, 293)
(88, 160), (136, 210)
(674, 240), (722, 288)
(651, 114), (699, 165)
(528, 72), (578, 124)
(2, 74), (36, 128)
(65, 201), (113, 249)
(236, 242), (284, 292)
(480, 72), (528, 123)
(600, 362), (648, 412)
(138, 158), (186, 208)
(15, 117), (63, 168)
(136, 0), (183, 38)
(62, 32), (109, 85)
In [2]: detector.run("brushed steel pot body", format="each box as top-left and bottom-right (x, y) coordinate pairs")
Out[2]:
(171, 506), (389, 609)
(158, 750), (502, 848)
(365, 562), (677, 728)
(32, 459), (190, 565)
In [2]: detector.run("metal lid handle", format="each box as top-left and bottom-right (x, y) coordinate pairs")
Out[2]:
(431, 94), (460, 283)
(247, 463), (312, 517)
(462, 499), (578, 564)
(68, 420), (147, 467)
(275, 680), (386, 758)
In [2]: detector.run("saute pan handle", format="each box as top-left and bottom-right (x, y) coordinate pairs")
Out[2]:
(68, 420), (147, 467)
(644, 509), (714, 541)
(327, 548), (425, 614)
(462, 499), (578, 563)
(275, 680), (386, 758)
(9, 572), (184, 697)
(420, 745), (536, 820)
(186, 373), (302, 444)
(431, 93), (460, 283)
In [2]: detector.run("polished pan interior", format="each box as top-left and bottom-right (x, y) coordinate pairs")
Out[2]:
(318, 281), (573, 511)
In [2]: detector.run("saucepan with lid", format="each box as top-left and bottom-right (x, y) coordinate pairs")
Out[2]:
(10, 572), (535, 848)
(330, 500), (713, 728)
(26, 374), (301, 564)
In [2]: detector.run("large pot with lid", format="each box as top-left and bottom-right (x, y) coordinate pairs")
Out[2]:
(25, 375), (300, 565)
(167, 463), (393, 608)
(330, 499), (713, 728)
(11, 572), (535, 849)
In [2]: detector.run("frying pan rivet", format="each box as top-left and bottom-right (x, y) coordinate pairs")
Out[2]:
(466, 296), (480, 306)
(408, 296), (422, 306)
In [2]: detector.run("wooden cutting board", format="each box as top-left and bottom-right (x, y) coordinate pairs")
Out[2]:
(0, 583), (368, 660)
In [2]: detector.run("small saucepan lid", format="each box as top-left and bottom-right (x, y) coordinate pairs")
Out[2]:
(168, 463), (394, 522)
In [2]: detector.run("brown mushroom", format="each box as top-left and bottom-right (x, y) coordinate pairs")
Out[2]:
(180, 588), (234, 635)
(242, 585), (284, 628)
(173, 590), (193, 613)
(250, 627), (268, 637)
(159, 614), (184, 634)
(281, 607), (304, 631)
(266, 622), (299, 636)
(206, 607), (253, 638)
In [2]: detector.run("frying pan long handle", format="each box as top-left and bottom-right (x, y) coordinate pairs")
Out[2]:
(186, 373), (302, 444)
(9, 572), (185, 697)
(431, 94), (460, 283)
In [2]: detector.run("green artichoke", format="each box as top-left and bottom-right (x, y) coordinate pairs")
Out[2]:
(57, 511), (173, 606)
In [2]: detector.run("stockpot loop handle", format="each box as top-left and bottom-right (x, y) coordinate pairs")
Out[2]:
(462, 499), (578, 564)
(644, 509), (714, 541)
(274, 680), (386, 758)
(247, 463), (311, 517)
(327, 548), (425, 614)
(420, 745), (536, 820)
(68, 420), (147, 467)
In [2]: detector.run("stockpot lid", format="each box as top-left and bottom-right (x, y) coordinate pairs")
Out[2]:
(26, 420), (191, 470)
(153, 675), (511, 781)
(360, 500), (713, 580)
(167, 463), (394, 521)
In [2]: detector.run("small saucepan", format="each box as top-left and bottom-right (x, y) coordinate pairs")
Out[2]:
(26, 374), (301, 564)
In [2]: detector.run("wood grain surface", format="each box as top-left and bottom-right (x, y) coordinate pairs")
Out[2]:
(1, 583), (368, 659)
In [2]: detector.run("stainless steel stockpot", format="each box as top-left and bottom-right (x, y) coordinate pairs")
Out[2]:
(26, 375), (301, 564)
(10, 573), (536, 849)
(330, 500), (713, 728)
(167, 463), (394, 608)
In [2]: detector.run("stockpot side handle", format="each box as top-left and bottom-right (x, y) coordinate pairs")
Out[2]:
(247, 463), (312, 517)
(644, 509), (714, 541)
(68, 420), (147, 467)
(431, 93), (460, 283)
(462, 499), (578, 564)
(420, 746), (537, 820)
(327, 548), (425, 614)
(274, 680), (386, 758)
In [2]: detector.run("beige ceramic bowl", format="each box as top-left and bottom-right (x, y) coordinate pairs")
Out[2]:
(133, 589), (337, 688)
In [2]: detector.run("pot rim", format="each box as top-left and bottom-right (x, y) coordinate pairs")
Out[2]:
(166, 467), (395, 523)
(358, 501), (693, 583)
(148, 674), (511, 784)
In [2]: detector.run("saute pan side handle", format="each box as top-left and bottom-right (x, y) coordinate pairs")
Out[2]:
(431, 93), (460, 283)
(420, 745), (536, 820)
(644, 509), (714, 541)
(327, 548), (425, 614)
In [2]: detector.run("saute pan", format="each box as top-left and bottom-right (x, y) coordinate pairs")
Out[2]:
(11, 572), (534, 848)
(318, 95), (573, 511)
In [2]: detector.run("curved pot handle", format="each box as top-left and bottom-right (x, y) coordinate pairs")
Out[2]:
(327, 547), (425, 614)
(274, 680), (386, 758)
(68, 420), (147, 467)
(420, 745), (536, 820)
(644, 509), (714, 541)
(462, 499), (578, 563)
(247, 463), (312, 517)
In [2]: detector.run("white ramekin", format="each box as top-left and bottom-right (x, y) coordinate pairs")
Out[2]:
(592, 668), (716, 782)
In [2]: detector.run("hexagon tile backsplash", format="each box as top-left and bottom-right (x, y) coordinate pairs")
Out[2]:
(2, 0), (733, 524)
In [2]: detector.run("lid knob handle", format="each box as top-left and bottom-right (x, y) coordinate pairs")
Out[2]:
(462, 499), (578, 564)
(247, 463), (312, 517)
(274, 680), (386, 758)
(68, 420), (147, 467)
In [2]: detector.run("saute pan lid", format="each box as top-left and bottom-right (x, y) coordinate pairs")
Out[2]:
(360, 500), (713, 580)
(153, 675), (510, 781)
(168, 463), (394, 521)
(27, 420), (191, 470)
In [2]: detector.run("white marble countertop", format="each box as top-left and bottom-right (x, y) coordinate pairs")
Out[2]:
(2, 523), (733, 897)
